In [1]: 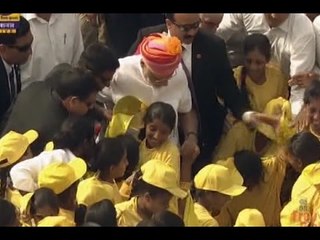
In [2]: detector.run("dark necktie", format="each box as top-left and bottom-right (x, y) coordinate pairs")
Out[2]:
(8, 66), (16, 100)
(14, 64), (21, 93)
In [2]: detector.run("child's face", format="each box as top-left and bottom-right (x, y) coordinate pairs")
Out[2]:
(307, 98), (320, 131)
(244, 49), (267, 80)
(34, 205), (59, 223)
(110, 151), (129, 179)
(144, 191), (172, 215)
(145, 119), (172, 148)
(207, 192), (231, 216)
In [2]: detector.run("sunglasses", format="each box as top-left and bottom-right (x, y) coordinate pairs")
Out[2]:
(7, 42), (32, 52)
(172, 20), (201, 32)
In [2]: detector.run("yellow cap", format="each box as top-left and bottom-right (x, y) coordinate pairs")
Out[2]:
(106, 96), (147, 138)
(44, 141), (54, 151)
(38, 158), (87, 194)
(76, 177), (114, 207)
(20, 192), (34, 217)
(194, 163), (246, 196)
(256, 97), (293, 141)
(141, 159), (187, 199)
(0, 130), (38, 168)
(37, 216), (74, 227)
(234, 208), (266, 226)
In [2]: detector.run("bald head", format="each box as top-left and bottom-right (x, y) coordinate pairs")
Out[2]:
(200, 13), (224, 32)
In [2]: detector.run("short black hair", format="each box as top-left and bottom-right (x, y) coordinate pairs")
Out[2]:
(164, 14), (175, 22)
(144, 102), (176, 131)
(30, 187), (59, 217)
(0, 198), (17, 226)
(0, 15), (30, 45)
(243, 33), (271, 61)
(55, 67), (99, 101)
(152, 210), (185, 227)
(84, 199), (117, 227)
(45, 63), (73, 89)
(304, 79), (320, 104)
(78, 43), (120, 75)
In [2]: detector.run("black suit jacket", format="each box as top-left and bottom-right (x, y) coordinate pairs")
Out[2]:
(0, 58), (21, 129)
(128, 24), (249, 150)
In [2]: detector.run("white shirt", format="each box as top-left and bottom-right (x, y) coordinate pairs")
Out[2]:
(10, 149), (76, 192)
(217, 14), (316, 116)
(102, 55), (192, 144)
(2, 58), (17, 97)
(21, 14), (84, 89)
(313, 16), (320, 74)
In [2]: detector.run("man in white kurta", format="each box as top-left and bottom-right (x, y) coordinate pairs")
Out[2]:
(217, 13), (316, 117)
(21, 14), (84, 89)
(106, 54), (192, 144)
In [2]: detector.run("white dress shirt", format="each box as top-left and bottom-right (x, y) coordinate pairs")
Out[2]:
(313, 16), (320, 74)
(21, 14), (84, 89)
(102, 55), (192, 144)
(217, 14), (316, 116)
(10, 149), (76, 192)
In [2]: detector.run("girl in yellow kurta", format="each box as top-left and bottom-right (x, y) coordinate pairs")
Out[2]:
(77, 137), (128, 207)
(216, 131), (320, 226)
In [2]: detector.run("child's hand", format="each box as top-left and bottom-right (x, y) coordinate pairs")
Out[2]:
(181, 136), (200, 165)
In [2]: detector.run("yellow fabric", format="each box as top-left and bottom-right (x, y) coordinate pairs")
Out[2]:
(44, 141), (54, 151)
(194, 164), (246, 196)
(216, 156), (286, 226)
(214, 122), (278, 162)
(281, 163), (320, 226)
(139, 139), (180, 181)
(234, 208), (266, 226)
(140, 159), (186, 199)
(119, 181), (132, 200)
(181, 192), (201, 226)
(0, 130), (38, 168)
(38, 158), (87, 194)
(6, 188), (22, 209)
(115, 197), (142, 226)
(37, 215), (74, 227)
(194, 202), (219, 226)
(233, 65), (287, 113)
(58, 208), (75, 226)
(76, 175), (123, 206)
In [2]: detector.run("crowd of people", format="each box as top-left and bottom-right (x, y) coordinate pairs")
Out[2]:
(1, 13), (320, 227)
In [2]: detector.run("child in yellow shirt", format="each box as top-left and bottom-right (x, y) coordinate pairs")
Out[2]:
(83, 199), (117, 226)
(77, 137), (128, 208)
(0, 130), (38, 207)
(115, 159), (186, 226)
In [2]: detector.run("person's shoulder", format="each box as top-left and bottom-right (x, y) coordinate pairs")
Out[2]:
(196, 29), (225, 45)
(291, 14), (314, 33)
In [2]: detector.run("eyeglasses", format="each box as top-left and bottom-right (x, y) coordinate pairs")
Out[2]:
(7, 42), (32, 52)
(172, 20), (201, 32)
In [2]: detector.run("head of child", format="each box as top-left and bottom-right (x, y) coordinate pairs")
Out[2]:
(53, 115), (96, 161)
(137, 210), (184, 227)
(23, 187), (59, 225)
(91, 137), (128, 182)
(243, 33), (271, 82)
(38, 158), (87, 211)
(0, 199), (20, 226)
(304, 79), (320, 134)
(193, 164), (246, 216)
(144, 102), (176, 149)
(84, 199), (117, 227)
(0, 130), (38, 197)
(117, 134), (140, 180)
(284, 131), (320, 173)
(132, 160), (186, 219)
(233, 150), (264, 191)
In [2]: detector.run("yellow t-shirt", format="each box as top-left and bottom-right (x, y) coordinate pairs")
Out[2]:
(6, 188), (22, 209)
(194, 202), (219, 226)
(58, 208), (75, 226)
(233, 65), (287, 113)
(281, 163), (320, 226)
(213, 122), (278, 162)
(139, 139), (180, 181)
(216, 156), (286, 226)
(115, 197), (142, 227)
(77, 175), (123, 207)
(37, 215), (75, 227)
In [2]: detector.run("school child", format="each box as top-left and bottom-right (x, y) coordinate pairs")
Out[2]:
(214, 97), (294, 161)
(0, 198), (20, 226)
(38, 158), (87, 226)
(216, 132), (320, 226)
(77, 137), (128, 208)
(83, 199), (117, 227)
(136, 210), (185, 227)
(234, 33), (287, 113)
(115, 159), (186, 226)
(0, 130), (38, 207)
(192, 164), (246, 226)
(20, 187), (59, 226)
(10, 116), (95, 193)
(234, 209), (266, 227)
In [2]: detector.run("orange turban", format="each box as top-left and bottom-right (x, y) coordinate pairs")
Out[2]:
(138, 33), (182, 78)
